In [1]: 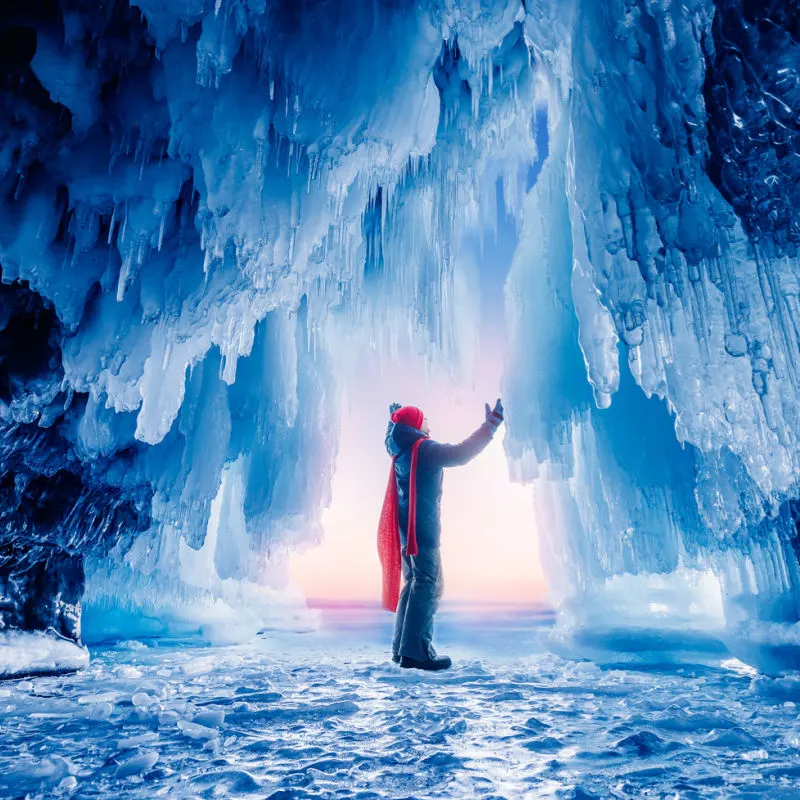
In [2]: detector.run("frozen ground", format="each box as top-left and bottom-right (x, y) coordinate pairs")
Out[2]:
(2, 605), (800, 799)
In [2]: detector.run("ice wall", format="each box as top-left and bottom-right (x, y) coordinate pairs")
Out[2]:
(0, 0), (539, 651)
(504, 0), (800, 671)
(3, 0), (800, 672)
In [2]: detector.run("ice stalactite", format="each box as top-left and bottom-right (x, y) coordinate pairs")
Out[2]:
(3, 0), (800, 675)
(504, 0), (800, 671)
(0, 0), (539, 665)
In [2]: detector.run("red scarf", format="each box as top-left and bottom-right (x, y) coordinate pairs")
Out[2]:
(378, 408), (425, 612)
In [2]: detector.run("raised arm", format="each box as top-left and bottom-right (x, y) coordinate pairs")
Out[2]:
(421, 399), (504, 468)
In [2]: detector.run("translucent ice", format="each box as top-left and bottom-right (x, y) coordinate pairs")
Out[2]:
(178, 719), (218, 741)
(115, 750), (159, 778)
(3, 0), (800, 674)
(499, 0), (800, 670)
(0, 0), (538, 652)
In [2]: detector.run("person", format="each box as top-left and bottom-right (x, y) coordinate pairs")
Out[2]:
(378, 399), (504, 671)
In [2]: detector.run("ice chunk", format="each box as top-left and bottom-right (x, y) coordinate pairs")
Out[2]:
(115, 751), (159, 778)
(117, 732), (159, 750)
(192, 710), (225, 728)
(86, 703), (113, 721)
(131, 692), (160, 708)
(56, 776), (78, 794)
(159, 711), (180, 727)
(0, 632), (88, 679)
(77, 691), (119, 705)
(178, 720), (219, 740)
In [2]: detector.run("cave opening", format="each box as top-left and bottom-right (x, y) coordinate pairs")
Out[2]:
(0, 0), (800, 690)
(5, 0), (800, 795)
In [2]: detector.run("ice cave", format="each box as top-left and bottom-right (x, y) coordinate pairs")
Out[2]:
(3, 0), (800, 797)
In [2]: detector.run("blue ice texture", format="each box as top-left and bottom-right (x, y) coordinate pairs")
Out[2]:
(1, 0), (800, 675)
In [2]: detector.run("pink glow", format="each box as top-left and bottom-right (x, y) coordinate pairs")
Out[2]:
(289, 356), (547, 604)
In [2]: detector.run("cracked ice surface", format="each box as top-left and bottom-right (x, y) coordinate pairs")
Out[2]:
(2, 610), (800, 800)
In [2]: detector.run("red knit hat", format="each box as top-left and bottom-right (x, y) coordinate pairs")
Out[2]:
(391, 405), (424, 430)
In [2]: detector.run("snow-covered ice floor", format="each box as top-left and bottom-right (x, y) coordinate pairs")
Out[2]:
(2, 604), (800, 799)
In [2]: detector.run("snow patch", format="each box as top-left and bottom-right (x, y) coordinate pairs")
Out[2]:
(0, 631), (88, 679)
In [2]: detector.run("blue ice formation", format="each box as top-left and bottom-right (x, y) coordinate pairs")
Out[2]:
(504, 0), (800, 672)
(0, 0), (537, 649)
(1, 0), (799, 671)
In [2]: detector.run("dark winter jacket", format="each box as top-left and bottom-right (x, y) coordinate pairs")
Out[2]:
(385, 421), (497, 550)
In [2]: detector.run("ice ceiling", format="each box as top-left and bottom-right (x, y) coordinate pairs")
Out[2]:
(1, 0), (799, 670)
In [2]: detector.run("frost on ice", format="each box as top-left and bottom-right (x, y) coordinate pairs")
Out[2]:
(1, 0), (800, 673)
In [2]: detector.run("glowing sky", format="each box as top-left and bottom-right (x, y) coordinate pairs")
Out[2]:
(289, 185), (547, 604)
(288, 379), (547, 603)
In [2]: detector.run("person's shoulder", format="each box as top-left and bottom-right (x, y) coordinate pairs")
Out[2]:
(418, 437), (442, 460)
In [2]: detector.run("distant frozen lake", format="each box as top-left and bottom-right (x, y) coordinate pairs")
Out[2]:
(3, 604), (800, 799)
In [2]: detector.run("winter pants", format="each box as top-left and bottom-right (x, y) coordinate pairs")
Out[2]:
(392, 545), (444, 662)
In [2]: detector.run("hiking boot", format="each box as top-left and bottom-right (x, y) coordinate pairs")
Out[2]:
(399, 654), (452, 671)
(391, 654), (401, 664)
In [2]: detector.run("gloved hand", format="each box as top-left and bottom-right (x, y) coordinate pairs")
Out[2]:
(389, 402), (402, 415)
(485, 398), (504, 428)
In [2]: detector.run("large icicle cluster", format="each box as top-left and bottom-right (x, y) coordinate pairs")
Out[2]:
(4, 0), (800, 673)
(0, 0), (538, 648)
(504, 0), (800, 671)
